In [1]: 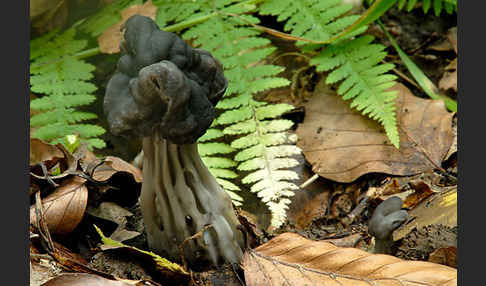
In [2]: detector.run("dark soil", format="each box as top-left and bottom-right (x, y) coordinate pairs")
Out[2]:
(394, 224), (457, 263)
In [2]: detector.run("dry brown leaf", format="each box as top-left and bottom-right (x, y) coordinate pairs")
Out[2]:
(30, 0), (63, 19)
(31, 259), (65, 286)
(288, 171), (332, 229)
(87, 202), (140, 242)
(243, 232), (457, 286)
(30, 177), (88, 235)
(30, 139), (64, 167)
(402, 181), (436, 209)
(87, 202), (133, 223)
(30, 0), (68, 33)
(30, 139), (81, 184)
(91, 156), (143, 183)
(43, 273), (143, 286)
(323, 233), (362, 248)
(445, 114), (457, 161)
(291, 190), (330, 229)
(438, 27), (457, 92)
(447, 27), (457, 54)
(394, 187), (457, 241)
(296, 82), (454, 183)
(428, 246), (457, 268)
(439, 58), (457, 92)
(98, 1), (158, 54)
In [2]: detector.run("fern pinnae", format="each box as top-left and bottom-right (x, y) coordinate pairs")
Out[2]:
(258, 0), (400, 147)
(154, 0), (299, 226)
(397, 0), (456, 15)
(30, 28), (106, 149)
(79, 0), (142, 36)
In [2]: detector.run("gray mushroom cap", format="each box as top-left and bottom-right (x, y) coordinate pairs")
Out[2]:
(104, 15), (227, 144)
(368, 196), (408, 240)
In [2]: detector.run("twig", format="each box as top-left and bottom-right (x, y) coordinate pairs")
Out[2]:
(30, 253), (54, 261)
(340, 192), (372, 227)
(384, 60), (421, 89)
(290, 66), (313, 100)
(31, 163), (59, 187)
(270, 52), (312, 65)
(299, 173), (319, 189)
(230, 263), (246, 286)
(34, 191), (55, 254)
(178, 224), (213, 271)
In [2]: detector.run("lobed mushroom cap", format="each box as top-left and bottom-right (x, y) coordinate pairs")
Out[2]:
(104, 15), (227, 144)
(368, 196), (408, 240)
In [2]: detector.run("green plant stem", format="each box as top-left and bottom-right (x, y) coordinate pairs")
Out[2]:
(74, 0), (265, 61)
(377, 20), (457, 112)
(76, 47), (101, 60)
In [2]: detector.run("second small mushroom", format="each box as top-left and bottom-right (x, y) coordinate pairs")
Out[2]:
(368, 196), (408, 254)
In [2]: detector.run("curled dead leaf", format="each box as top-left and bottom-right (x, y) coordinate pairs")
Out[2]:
(30, 177), (88, 235)
(243, 232), (456, 286)
(428, 246), (457, 268)
(402, 181), (436, 209)
(30, 138), (64, 167)
(297, 82), (454, 183)
(87, 202), (140, 242)
(98, 1), (158, 54)
(91, 156), (143, 183)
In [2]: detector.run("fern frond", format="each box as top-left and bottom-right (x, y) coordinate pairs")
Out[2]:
(197, 142), (235, 156)
(257, 0), (400, 148)
(79, 0), (142, 36)
(30, 94), (96, 110)
(397, 0), (457, 15)
(30, 28), (106, 150)
(259, 0), (365, 43)
(153, 0), (202, 28)
(310, 36), (399, 146)
(152, 0), (299, 227)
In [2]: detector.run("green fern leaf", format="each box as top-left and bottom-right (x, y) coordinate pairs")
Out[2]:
(216, 106), (253, 125)
(238, 157), (299, 172)
(161, 0), (300, 227)
(310, 35), (399, 147)
(198, 128), (225, 142)
(223, 120), (256, 135)
(30, 28), (105, 149)
(79, 0), (142, 36)
(258, 0), (400, 148)
(201, 157), (237, 169)
(31, 94), (96, 110)
(255, 104), (294, 120)
(198, 143), (235, 156)
(209, 168), (239, 179)
(154, 0), (202, 27)
(394, 0), (457, 14)
(259, 0), (359, 43)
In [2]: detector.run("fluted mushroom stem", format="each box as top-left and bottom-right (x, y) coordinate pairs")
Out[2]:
(139, 134), (245, 267)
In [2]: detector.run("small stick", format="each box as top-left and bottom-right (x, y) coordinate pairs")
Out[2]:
(178, 224), (213, 271)
(35, 191), (55, 253)
(300, 173), (319, 189)
(340, 187), (378, 227)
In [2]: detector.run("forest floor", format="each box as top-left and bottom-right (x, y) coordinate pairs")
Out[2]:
(30, 5), (457, 286)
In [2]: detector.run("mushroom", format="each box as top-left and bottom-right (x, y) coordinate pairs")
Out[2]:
(103, 15), (245, 267)
(368, 196), (408, 254)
